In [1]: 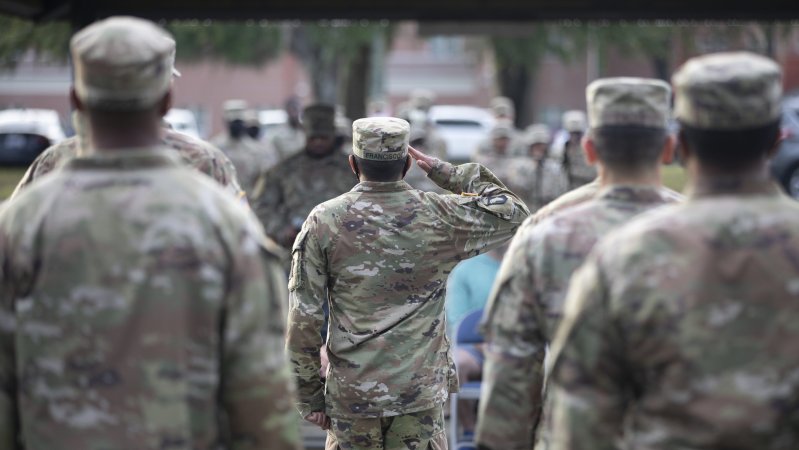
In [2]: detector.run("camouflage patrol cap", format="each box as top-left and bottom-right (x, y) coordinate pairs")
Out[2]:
(525, 123), (552, 146)
(223, 99), (249, 121)
(562, 110), (587, 132)
(490, 96), (515, 118)
(490, 120), (515, 139)
(71, 16), (176, 110)
(587, 77), (671, 129)
(352, 117), (410, 161)
(302, 104), (336, 137)
(410, 89), (436, 112)
(242, 109), (260, 126)
(673, 51), (782, 130)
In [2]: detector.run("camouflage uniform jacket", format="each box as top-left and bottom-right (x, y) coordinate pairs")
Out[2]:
(0, 148), (300, 450)
(476, 184), (678, 450)
(530, 178), (683, 226)
(286, 162), (530, 419)
(514, 158), (570, 212)
(269, 124), (306, 161)
(561, 138), (597, 189)
(545, 176), (799, 450)
(10, 129), (244, 200)
(251, 150), (355, 249)
(214, 134), (278, 195)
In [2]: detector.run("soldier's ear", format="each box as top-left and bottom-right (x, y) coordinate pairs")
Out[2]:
(70, 88), (85, 112)
(348, 155), (360, 178)
(582, 136), (599, 166)
(661, 134), (675, 164)
(402, 155), (412, 178)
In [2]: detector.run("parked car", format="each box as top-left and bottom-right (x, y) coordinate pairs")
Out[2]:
(164, 108), (201, 139)
(0, 108), (66, 165)
(428, 105), (495, 163)
(771, 97), (799, 199)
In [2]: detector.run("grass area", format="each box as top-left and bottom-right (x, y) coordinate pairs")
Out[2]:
(661, 164), (687, 193)
(0, 168), (26, 200)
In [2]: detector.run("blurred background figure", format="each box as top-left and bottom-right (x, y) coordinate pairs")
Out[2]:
(403, 109), (446, 192)
(475, 96), (522, 159)
(558, 110), (595, 188)
(517, 123), (569, 211)
(269, 96), (306, 161)
(445, 245), (507, 438)
(367, 98), (392, 117)
(212, 100), (274, 195)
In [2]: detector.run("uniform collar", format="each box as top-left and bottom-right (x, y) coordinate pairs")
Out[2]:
(352, 180), (413, 193)
(685, 174), (782, 198)
(64, 147), (181, 170)
(596, 184), (668, 203)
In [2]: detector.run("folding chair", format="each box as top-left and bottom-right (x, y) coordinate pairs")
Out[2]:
(449, 308), (484, 450)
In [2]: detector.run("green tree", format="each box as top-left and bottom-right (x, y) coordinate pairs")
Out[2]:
(0, 15), (71, 67)
(290, 21), (390, 119)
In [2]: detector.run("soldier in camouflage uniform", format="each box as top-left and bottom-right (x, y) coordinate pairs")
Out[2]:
(475, 97), (522, 160)
(269, 97), (306, 161)
(11, 111), (244, 201)
(515, 125), (569, 212)
(251, 104), (355, 249)
(558, 110), (597, 189)
(476, 77), (678, 450)
(286, 117), (529, 450)
(211, 101), (277, 195)
(545, 52), (799, 450)
(0, 16), (301, 450)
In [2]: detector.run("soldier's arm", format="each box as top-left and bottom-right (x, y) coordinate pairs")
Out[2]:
(0, 223), (18, 448)
(545, 257), (627, 450)
(285, 212), (327, 418)
(251, 168), (289, 242)
(221, 225), (302, 450)
(476, 230), (547, 450)
(420, 152), (530, 257)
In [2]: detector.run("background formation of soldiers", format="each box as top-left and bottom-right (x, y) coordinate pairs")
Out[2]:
(1, 14), (798, 450)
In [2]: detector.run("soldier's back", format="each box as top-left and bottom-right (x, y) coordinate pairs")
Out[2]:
(569, 184), (799, 448)
(0, 149), (297, 449)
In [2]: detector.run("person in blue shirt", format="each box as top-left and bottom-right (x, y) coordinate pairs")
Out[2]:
(445, 247), (505, 435)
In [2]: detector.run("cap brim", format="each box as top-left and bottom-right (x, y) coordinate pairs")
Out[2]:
(172, 67), (181, 78)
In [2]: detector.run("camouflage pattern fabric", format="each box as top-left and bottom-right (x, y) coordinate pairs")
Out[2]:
(325, 407), (447, 450)
(213, 134), (278, 195)
(286, 161), (529, 422)
(10, 128), (244, 200)
(70, 16), (175, 110)
(545, 176), (799, 450)
(0, 148), (300, 450)
(586, 78), (671, 129)
(251, 150), (355, 249)
(530, 178), (683, 226)
(673, 51), (781, 130)
(269, 124), (306, 161)
(476, 184), (679, 450)
(513, 158), (569, 212)
(352, 118), (409, 161)
(561, 138), (596, 189)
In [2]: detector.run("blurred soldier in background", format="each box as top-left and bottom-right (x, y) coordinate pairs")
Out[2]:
(213, 102), (277, 195)
(403, 109), (447, 192)
(270, 96), (306, 160)
(0, 16), (300, 450)
(11, 97), (243, 201)
(409, 89), (449, 159)
(558, 110), (596, 189)
(517, 124), (569, 212)
(251, 103), (354, 249)
(287, 117), (529, 450)
(546, 52), (799, 450)
(477, 77), (677, 450)
(475, 96), (522, 159)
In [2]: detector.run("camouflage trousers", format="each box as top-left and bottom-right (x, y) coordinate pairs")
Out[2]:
(325, 406), (447, 450)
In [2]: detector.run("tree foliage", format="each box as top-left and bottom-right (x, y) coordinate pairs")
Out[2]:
(0, 15), (71, 67)
(0, 15), (283, 68)
(166, 21), (282, 66)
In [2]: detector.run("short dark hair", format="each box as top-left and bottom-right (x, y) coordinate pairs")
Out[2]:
(679, 120), (780, 172)
(354, 155), (408, 182)
(590, 126), (667, 174)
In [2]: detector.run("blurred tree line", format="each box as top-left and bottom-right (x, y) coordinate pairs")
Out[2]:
(0, 14), (787, 125)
